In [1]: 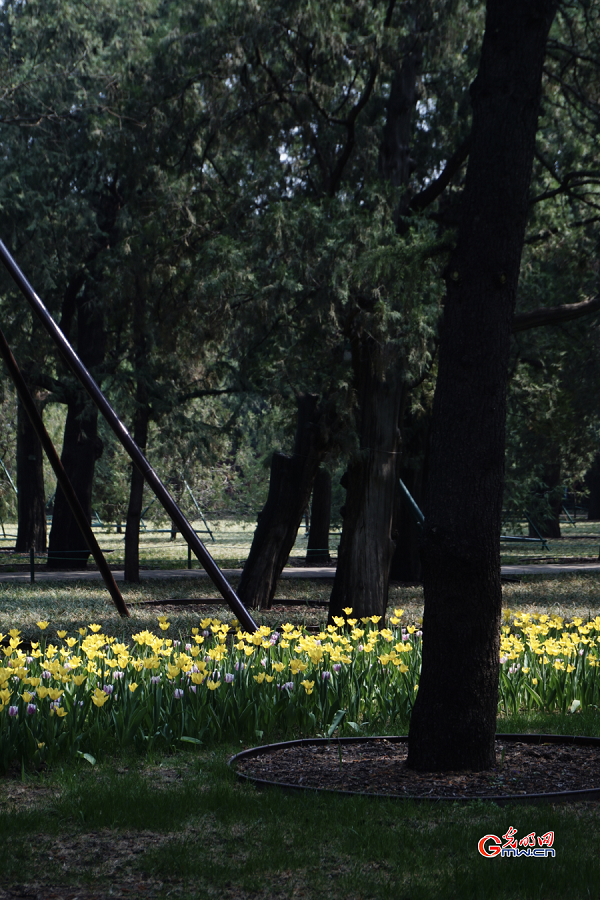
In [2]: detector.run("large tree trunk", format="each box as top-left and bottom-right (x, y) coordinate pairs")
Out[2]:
(238, 394), (328, 609)
(306, 468), (332, 564)
(47, 291), (105, 569)
(15, 389), (46, 552)
(328, 337), (403, 620)
(407, 0), (558, 772)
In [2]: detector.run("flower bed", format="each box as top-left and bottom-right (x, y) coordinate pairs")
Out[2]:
(0, 607), (598, 771)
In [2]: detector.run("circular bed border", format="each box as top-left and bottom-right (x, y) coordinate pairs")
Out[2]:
(229, 733), (600, 805)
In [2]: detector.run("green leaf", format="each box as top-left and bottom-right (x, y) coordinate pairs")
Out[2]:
(77, 751), (96, 766)
(327, 708), (346, 739)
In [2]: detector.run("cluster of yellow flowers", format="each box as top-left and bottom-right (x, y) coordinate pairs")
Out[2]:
(0, 607), (416, 717)
(500, 611), (600, 674)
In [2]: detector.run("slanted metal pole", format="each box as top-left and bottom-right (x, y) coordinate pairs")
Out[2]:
(0, 458), (17, 495)
(0, 238), (257, 632)
(0, 325), (130, 616)
(398, 478), (425, 531)
(184, 479), (215, 541)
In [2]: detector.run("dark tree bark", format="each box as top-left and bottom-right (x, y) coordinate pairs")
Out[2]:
(389, 405), (430, 584)
(306, 468), (331, 564)
(238, 394), (329, 609)
(124, 284), (150, 583)
(389, 465), (423, 583)
(124, 402), (149, 582)
(47, 291), (105, 569)
(15, 389), (46, 552)
(528, 462), (562, 538)
(328, 337), (404, 620)
(407, 0), (558, 772)
(586, 453), (600, 521)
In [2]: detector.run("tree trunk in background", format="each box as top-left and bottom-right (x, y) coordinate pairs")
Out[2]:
(528, 462), (562, 538)
(124, 283), (150, 583)
(389, 464), (423, 583)
(15, 389), (46, 552)
(389, 408), (430, 584)
(327, 42), (420, 622)
(47, 397), (103, 568)
(124, 403), (149, 582)
(328, 336), (403, 621)
(306, 468), (331, 564)
(48, 291), (105, 569)
(586, 453), (600, 520)
(407, 0), (557, 772)
(238, 394), (328, 609)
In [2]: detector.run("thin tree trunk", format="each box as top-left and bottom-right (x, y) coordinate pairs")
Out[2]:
(306, 468), (331, 564)
(15, 389), (46, 552)
(586, 453), (600, 521)
(407, 0), (558, 772)
(124, 404), (149, 582)
(124, 282), (149, 583)
(238, 394), (328, 609)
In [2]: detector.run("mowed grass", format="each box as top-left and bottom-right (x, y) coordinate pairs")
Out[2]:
(2, 574), (600, 897)
(1, 570), (600, 643)
(0, 516), (342, 570)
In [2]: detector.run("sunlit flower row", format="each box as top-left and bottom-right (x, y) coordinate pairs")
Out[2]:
(1, 606), (600, 769)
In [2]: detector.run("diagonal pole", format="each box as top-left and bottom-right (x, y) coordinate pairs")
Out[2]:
(0, 238), (258, 633)
(0, 326), (130, 617)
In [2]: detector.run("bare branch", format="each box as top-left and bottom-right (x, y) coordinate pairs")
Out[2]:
(513, 294), (600, 333)
(397, 134), (471, 231)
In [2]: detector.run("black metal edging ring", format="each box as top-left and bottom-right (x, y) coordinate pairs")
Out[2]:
(228, 733), (600, 805)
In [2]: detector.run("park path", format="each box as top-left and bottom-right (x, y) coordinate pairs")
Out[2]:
(0, 562), (599, 583)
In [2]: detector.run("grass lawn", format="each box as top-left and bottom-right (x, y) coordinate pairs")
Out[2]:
(1, 720), (600, 900)
(0, 514), (596, 571)
(2, 570), (600, 898)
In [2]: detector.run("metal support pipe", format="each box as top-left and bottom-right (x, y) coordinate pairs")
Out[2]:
(0, 238), (257, 632)
(398, 478), (425, 531)
(0, 325), (130, 616)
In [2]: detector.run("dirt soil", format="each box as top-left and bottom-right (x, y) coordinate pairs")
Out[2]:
(233, 736), (600, 802)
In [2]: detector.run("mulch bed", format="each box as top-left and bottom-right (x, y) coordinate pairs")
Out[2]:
(233, 735), (600, 802)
